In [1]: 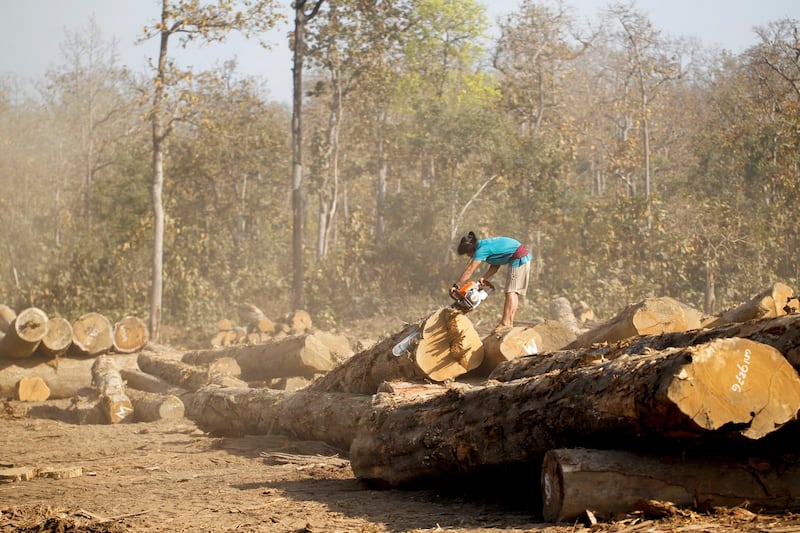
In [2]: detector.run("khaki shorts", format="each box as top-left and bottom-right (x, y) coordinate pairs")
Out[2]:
(505, 260), (531, 295)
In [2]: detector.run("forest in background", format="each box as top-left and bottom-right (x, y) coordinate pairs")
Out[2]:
(0, 0), (798, 348)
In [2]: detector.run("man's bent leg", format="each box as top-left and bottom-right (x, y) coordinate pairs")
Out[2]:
(501, 291), (519, 327)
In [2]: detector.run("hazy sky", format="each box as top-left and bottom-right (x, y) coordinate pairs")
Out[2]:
(1, 0), (798, 104)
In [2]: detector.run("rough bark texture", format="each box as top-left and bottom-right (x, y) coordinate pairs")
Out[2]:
(91, 355), (134, 424)
(349, 338), (800, 486)
(71, 312), (114, 357)
(186, 386), (372, 451)
(491, 313), (800, 382)
(549, 297), (580, 335)
(541, 448), (800, 523)
(568, 297), (703, 349)
(36, 316), (73, 358)
(0, 307), (48, 359)
(307, 308), (482, 394)
(182, 334), (335, 381)
(113, 316), (149, 353)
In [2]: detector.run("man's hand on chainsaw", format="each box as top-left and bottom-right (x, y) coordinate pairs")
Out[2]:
(449, 283), (460, 299)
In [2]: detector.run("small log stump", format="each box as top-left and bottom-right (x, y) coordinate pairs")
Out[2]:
(71, 312), (114, 357)
(0, 307), (48, 359)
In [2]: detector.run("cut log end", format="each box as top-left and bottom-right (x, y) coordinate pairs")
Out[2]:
(15, 376), (51, 402)
(415, 307), (483, 382)
(113, 316), (149, 353)
(665, 337), (800, 439)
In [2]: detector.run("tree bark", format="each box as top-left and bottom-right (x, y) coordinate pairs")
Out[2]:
(491, 312), (800, 382)
(0, 307), (48, 359)
(91, 355), (134, 424)
(36, 316), (73, 358)
(568, 297), (703, 349)
(70, 312), (114, 357)
(137, 352), (247, 391)
(350, 338), (800, 486)
(541, 448), (800, 523)
(307, 307), (483, 394)
(182, 334), (334, 381)
(113, 315), (149, 353)
(186, 385), (371, 451)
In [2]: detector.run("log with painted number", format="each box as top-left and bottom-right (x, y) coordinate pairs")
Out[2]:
(349, 337), (800, 487)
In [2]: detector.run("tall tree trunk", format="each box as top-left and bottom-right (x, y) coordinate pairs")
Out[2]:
(291, 1), (324, 308)
(149, 0), (171, 343)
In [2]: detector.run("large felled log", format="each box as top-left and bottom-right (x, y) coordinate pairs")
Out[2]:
(71, 312), (114, 357)
(491, 312), (800, 382)
(91, 355), (134, 423)
(35, 316), (73, 358)
(138, 352), (247, 391)
(307, 307), (483, 394)
(705, 282), (797, 328)
(186, 386), (372, 451)
(349, 338), (800, 486)
(182, 334), (335, 381)
(112, 315), (149, 353)
(568, 297), (702, 349)
(0, 307), (48, 359)
(541, 448), (800, 523)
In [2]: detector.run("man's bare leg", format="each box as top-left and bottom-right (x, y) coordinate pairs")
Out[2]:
(500, 291), (518, 327)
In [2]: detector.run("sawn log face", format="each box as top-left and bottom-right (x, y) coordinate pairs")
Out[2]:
(349, 338), (800, 486)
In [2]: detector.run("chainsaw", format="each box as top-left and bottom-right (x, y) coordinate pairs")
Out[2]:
(450, 279), (495, 313)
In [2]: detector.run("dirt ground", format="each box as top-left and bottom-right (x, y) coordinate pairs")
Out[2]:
(4, 404), (800, 533)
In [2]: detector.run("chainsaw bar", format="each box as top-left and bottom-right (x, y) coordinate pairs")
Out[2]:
(391, 329), (421, 357)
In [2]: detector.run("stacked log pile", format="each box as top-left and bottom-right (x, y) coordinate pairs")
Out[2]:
(183, 282), (800, 523)
(210, 304), (315, 347)
(0, 306), (150, 401)
(6, 283), (800, 524)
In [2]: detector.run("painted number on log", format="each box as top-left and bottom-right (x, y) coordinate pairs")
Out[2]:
(731, 349), (752, 393)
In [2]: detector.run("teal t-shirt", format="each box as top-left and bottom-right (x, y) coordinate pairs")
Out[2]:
(473, 237), (531, 267)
